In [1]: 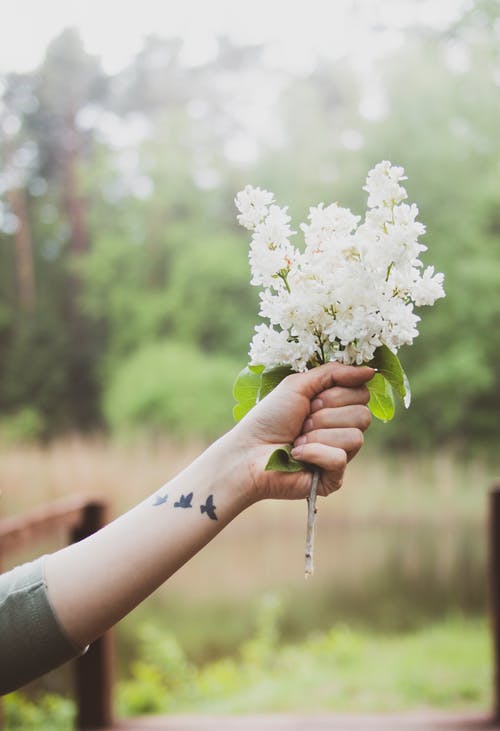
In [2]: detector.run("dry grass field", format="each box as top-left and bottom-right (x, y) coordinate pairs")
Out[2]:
(1, 436), (497, 596)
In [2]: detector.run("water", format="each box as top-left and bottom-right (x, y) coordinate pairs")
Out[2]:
(118, 511), (487, 666)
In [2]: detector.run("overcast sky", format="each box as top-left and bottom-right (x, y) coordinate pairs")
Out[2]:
(0, 0), (469, 75)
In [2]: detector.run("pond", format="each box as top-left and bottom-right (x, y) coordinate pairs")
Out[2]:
(118, 498), (487, 666)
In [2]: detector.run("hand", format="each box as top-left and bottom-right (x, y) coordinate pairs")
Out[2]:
(232, 362), (374, 502)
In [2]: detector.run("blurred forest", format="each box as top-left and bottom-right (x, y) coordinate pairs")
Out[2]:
(1, 0), (499, 448)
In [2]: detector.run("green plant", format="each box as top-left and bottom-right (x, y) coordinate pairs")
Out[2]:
(0, 408), (44, 444)
(4, 692), (74, 731)
(117, 624), (194, 716)
(104, 341), (239, 440)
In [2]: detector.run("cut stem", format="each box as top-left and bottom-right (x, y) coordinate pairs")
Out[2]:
(304, 468), (320, 577)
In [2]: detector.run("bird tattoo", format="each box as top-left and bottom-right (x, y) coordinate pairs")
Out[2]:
(152, 493), (168, 506)
(174, 492), (193, 509)
(200, 494), (217, 520)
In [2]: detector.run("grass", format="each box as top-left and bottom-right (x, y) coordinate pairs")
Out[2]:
(5, 614), (489, 730)
(117, 612), (493, 716)
(190, 617), (490, 714)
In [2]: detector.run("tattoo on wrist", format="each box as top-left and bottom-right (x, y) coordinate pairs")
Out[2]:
(200, 494), (218, 520)
(153, 494), (168, 506)
(152, 491), (217, 520)
(174, 492), (193, 508)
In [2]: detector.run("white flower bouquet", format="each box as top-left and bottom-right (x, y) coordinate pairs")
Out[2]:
(233, 161), (445, 574)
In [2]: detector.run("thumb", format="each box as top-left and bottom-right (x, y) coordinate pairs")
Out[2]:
(281, 362), (375, 400)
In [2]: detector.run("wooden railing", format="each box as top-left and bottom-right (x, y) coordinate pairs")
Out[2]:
(490, 486), (500, 722)
(0, 496), (113, 730)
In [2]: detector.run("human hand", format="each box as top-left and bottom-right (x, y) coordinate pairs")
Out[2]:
(231, 363), (374, 502)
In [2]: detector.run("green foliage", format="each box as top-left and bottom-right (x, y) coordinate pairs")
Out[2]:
(369, 345), (411, 408)
(239, 593), (283, 670)
(264, 444), (307, 472)
(0, 307), (102, 436)
(233, 365), (293, 422)
(104, 340), (239, 439)
(259, 366), (294, 401)
(366, 343), (411, 424)
(0, 407), (44, 443)
(5, 610), (489, 724)
(118, 624), (193, 716)
(120, 611), (489, 717)
(1, 10), (500, 446)
(232, 365), (264, 421)
(367, 373), (395, 422)
(4, 692), (74, 731)
(163, 234), (256, 358)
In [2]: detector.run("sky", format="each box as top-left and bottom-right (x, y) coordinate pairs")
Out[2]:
(0, 0), (470, 75)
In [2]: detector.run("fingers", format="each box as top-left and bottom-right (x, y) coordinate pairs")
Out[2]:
(304, 404), (372, 432)
(311, 385), (370, 411)
(294, 426), (364, 461)
(290, 444), (347, 496)
(282, 362), (374, 400)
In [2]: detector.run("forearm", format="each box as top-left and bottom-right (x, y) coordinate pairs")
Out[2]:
(44, 362), (373, 651)
(45, 431), (252, 648)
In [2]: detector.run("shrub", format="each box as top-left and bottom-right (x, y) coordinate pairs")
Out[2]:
(0, 408), (44, 444)
(104, 341), (239, 440)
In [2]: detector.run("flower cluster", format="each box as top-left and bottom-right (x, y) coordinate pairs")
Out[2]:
(235, 161), (445, 372)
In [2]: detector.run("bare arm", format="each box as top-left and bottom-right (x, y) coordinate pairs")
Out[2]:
(45, 362), (373, 648)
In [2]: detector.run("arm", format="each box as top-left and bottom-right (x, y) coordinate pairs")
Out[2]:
(45, 362), (373, 649)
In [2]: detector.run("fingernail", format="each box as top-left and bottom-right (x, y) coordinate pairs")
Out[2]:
(311, 398), (323, 412)
(303, 418), (313, 432)
(294, 435), (306, 446)
(291, 446), (303, 458)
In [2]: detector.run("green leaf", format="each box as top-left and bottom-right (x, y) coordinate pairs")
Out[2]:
(264, 444), (308, 472)
(367, 372), (395, 422)
(232, 366), (263, 421)
(259, 366), (294, 400)
(369, 345), (411, 408)
(233, 364), (293, 422)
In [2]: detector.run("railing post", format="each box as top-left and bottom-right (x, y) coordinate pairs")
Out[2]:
(71, 502), (114, 730)
(489, 485), (500, 721)
(0, 550), (3, 731)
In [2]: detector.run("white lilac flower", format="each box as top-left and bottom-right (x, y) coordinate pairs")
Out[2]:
(412, 266), (446, 306)
(236, 161), (444, 370)
(363, 160), (408, 209)
(248, 205), (297, 288)
(301, 202), (360, 250)
(234, 185), (274, 230)
(249, 324), (314, 372)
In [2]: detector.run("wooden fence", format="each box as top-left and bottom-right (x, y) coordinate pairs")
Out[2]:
(1, 487), (500, 730)
(490, 486), (500, 721)
(0, 497), (113, 730)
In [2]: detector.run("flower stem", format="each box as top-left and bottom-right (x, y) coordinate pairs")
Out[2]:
(304, 468), (320, 577)
(280, 271), (291, 293)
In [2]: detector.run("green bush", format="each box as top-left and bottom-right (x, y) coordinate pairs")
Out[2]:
(104, 340), (240, 440)
(118, 606), (489, 716)
(117, 624), (194, 716)
(4, 692), (74, 731)
(0, 408), (45, 444)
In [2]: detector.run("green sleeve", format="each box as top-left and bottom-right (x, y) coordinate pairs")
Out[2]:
(0, 556), (86, 695)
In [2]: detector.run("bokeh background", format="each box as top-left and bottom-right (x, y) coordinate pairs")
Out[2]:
(1, 0), (499, 726)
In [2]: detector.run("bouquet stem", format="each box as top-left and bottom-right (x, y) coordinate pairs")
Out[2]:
(304, 468), (320, 577)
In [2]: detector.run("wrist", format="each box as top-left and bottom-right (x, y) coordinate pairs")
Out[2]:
(188, 428), (258, 514)
(216, 424), (281, 505)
